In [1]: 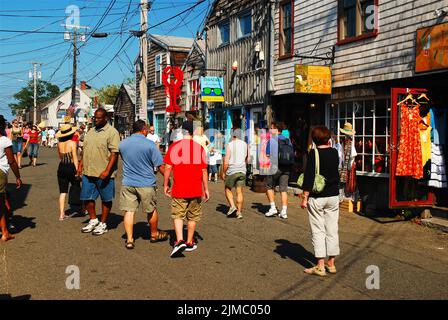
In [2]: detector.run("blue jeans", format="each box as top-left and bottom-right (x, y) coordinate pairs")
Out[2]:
(80, 176), (115, 202)
(28, 143), (39, 158)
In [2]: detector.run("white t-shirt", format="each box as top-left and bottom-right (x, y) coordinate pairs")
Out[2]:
(208, 151), (222, 166)
(48, 129), (56, 138)
(0, 136), (13, 174)
(146, 133), (160, 144)
(226, 139), (248, 175)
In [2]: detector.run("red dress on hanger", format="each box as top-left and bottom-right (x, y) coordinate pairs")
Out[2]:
(396, 103), (423, 179)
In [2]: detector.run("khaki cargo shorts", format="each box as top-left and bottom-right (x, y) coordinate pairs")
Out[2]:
(120, 186), (157, 213)
(225, 172), (246, 189)
(0, 170), (7, 194)
(171, 197), (202, 222)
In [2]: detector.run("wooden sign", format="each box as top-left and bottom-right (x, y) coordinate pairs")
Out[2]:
(294, 65), (332, 94)
(415, 22), (448, 73)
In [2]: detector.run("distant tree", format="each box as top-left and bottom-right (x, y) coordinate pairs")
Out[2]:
(125, 77), (135, 86)
(8, 80), (60, 115)
(97, 84), (120, 105)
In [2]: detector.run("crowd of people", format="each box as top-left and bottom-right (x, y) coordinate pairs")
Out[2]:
(0, 109), (342, 277)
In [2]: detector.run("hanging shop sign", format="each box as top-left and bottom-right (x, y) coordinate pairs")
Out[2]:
(415, 22), (448, 73)
(162, 66), (183, 113)
(200, 76), (225, 102)
(148, 99), (154, 111)
(294, 65), (332, 94)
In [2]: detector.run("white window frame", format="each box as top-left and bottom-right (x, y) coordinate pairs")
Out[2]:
(155, 54), (163, 86)
(326, 97), (391, 177)
(237, 10), (252, 39)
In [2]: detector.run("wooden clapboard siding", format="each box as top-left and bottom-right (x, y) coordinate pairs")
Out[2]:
(182, 43), (205, 111)
(206, 0), (269, 107)
(273, 0), (446, 96)
(147, 42), (167, 113)
(114, 84), (135, 134)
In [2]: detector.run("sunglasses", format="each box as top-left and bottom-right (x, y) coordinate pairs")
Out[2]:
(202, 87), (223, 95)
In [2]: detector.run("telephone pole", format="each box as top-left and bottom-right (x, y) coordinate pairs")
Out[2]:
(30, 62), (42, 124)
(62, 24), (89, 125)
(138, 0), (149, 122)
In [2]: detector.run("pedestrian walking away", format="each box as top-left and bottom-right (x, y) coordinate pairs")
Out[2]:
(78, 108), (120, 236)
(56, 124), (80, 221)
(301, 126), (340, 277)
(41, 127), (48, 147)
(119, 120), (169, 250)
(0, 115), (22, 241)
(24, 125), (41, 167)
(164, 121), (209, 257)
(10, 120), (23, 169)
(208, 147), (222, 182)
(47, 127), (56, 148)
(222, 126), (248, 219)
(265, 122), (295, 219)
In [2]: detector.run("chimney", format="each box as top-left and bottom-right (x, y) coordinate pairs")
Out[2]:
(81, 81), (87, 90)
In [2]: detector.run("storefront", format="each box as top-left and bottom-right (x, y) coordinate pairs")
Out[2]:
(327, 72), (448, 214)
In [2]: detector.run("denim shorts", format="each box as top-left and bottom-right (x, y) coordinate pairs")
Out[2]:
(208, 164), (218, 174)
(12, 139), (23, 154)
(80, 176), (115, 202)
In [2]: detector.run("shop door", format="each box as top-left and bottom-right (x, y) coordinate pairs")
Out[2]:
(389, 88), (434, 208)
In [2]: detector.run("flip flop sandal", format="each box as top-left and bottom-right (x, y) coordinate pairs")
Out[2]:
(150, 230), (169, 243)
(325, 264), (337, 274)
(125, 241), (135, 249)
(304, 266), (327, 277)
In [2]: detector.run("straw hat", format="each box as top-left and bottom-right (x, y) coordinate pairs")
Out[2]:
(56, 124), (77, 138)
(340, 122), (356, 136)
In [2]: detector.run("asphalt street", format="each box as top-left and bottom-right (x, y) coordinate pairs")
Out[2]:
(1, 147), (447, 300)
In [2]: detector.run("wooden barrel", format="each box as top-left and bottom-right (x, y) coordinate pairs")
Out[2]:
(252, 175), (267, 193)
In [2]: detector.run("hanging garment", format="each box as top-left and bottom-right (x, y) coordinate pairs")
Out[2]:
(419, 112), (432, 168)
(340, 138), (352, 183)
(396, 103), (423, 179)
(428, 143), (448, 188)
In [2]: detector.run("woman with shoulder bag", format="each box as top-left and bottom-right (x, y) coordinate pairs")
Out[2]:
(300, 126), (340, 277)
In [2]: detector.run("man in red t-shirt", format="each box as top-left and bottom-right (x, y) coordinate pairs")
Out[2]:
(163, 121), (209, 257)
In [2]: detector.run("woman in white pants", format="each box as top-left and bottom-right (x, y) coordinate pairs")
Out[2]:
(301, 126), (340, 277)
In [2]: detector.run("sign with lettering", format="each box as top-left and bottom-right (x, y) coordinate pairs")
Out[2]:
(294, 65), (332, 94)
(200, 76), (225, 102)
(415, 23), (448, 73)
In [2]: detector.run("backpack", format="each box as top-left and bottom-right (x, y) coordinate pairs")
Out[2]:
(278, 138), (295, 166)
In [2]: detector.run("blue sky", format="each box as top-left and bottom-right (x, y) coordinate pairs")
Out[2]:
(0, 0), (211, 121)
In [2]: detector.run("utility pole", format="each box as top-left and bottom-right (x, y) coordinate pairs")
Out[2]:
(30, 62), (42, 124)
(62, 23), (89, 125)
(139, 0), (149, 122)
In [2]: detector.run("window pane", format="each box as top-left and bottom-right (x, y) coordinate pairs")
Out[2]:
(376, 118), (387, 135)
(355, 118), (363, 136)
(238, 12), (252, 37)
(220, 22), (230, 44)
(281, 2), (292, 54)
(365, 137), (373, 154)
(375, 99), (387, 117)
(355, 137), (363, 153)
(354, 101), (363, 117)
(364, 154), (373, 172)
(339, 102), (347, 119)
(343, 0), (357, 38)
(361, 0), (375, 34)
(365, 100), (374, 117)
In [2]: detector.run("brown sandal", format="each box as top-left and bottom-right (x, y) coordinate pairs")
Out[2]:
(150, 230), (169, 243)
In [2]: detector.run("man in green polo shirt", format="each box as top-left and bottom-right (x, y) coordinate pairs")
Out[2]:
(78, 108), (120, 235)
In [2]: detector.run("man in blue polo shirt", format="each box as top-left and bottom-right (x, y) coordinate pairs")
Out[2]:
(119, 120), (169, 249)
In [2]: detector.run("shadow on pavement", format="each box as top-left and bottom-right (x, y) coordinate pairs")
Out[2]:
(6, 183), (31, 211)
(251, 202), (270, 214)
(216, 204), (228, 215)
(0, 294), (31, 300)
(274, 239), (315, 268)
(11, 215), (36, 234)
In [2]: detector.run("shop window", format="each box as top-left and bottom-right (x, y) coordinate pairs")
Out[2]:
(237, 10), (252, 39)
(279, 0), (294, 58)
(338, 0), (378, 45)
(328, 98), (390, 175)
(188, 79), (200, 111)
(155, 114), (165, 138)
(155, 54), (162, 86)
(218, 20), (230, 46)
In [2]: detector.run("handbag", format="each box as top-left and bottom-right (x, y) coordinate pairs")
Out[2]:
(297, 148), (326, 193)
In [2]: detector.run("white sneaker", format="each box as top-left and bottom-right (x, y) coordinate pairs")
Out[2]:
(279, 211), (288, 219)
(92, 222), (108, 236)
(81, 219), (99, 233)
(265, 207), (278, 217)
